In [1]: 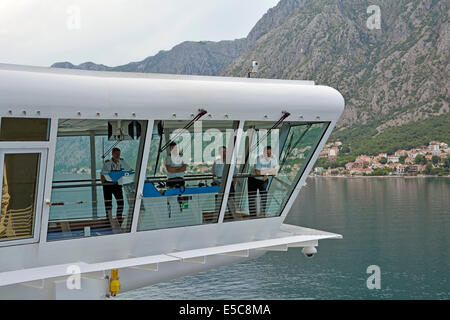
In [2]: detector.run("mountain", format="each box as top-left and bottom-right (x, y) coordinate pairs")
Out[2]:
(51, 0), (302, 75)
(52, 39), (249, 76)
(52, 0), (449, 155)
(223, 0), (449, 133)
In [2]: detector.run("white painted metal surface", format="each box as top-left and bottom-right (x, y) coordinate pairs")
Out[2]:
(0, 64), (343, 122)
(0, 64), (345, 299)
(0, 224), (341, 298)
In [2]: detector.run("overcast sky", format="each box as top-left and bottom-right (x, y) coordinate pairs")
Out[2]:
(0, 0), (279, 67)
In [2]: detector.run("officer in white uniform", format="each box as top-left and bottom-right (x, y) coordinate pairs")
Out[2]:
(248, 145), (279, 217)
(101, 147), (132, 226)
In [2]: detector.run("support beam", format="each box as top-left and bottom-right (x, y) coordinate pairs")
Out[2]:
(255, 244), (288, 252)
(182, 256), (206, 265)
(128, 263), (159, 272)
(218, 121), (245, 223)
(20, 279), (45, 289)
(287, 240), (318, 248)
(218, 249), (249, 257)
(130, 121), (154, 233)
(89, 132), (98, 219)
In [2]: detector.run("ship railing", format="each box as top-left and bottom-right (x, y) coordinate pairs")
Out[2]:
(47, 173), (288, 240)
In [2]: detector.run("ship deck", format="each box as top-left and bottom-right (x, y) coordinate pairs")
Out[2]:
(0, 224), (341, 287)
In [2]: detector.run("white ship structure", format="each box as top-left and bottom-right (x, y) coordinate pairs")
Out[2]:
(0, 64), (344, 299)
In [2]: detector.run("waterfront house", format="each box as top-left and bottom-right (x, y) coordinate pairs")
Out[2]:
(372, 162), (385, 169)
(387, 155), (400, 163)
(395, 150), (408, 157)
(345, 162), (356, 171)
(356, 155), (372, 167)
(319, 149), (329, 158)
(328, 146), (339, 161)
(408, 164), (422, 174)
(396, 164), (408, 174)
(431, 150), (440, 156)
(314, 167), (324, 174)
(405, 156), (415, 164)
(350, 167), (373, 175)
(428, 142), (440, 152)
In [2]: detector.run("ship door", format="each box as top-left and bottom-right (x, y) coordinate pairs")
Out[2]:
(0, 148), (47, 245)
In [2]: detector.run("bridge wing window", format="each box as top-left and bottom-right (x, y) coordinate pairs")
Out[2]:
(0, 117), (50, 141)
(47, 119), (148, 241)
(224, 121), (329, 221)
(137, 120), (239, 231)
(1, 153), (40, 241)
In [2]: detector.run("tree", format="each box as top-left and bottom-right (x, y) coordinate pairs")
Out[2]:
(380, 157), (387, 164)
(341, 146), (351, 154)
(399, 155), (407, 164)
(415, 154), (426, 165)
(444, 156), (450, 169)
(371, 168), (388, 176)
(423, 163), (433, 175)
(431, 155), (440, 165)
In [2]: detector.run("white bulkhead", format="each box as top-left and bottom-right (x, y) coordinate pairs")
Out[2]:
(0, 64), (344, 299)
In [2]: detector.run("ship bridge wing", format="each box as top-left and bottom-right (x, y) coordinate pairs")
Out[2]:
(0, 224), (341, 288)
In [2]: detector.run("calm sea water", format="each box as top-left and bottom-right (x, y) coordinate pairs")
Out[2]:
(119, 177), (449, 300)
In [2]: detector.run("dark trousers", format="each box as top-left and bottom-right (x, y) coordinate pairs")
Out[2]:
(103, 184), (124, 225)
(248, 177), (268, 217)
(166, 178), (185, 189)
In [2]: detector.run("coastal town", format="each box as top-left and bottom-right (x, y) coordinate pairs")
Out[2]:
(313, 141), (450, 177)
(60, 140), (450, 178)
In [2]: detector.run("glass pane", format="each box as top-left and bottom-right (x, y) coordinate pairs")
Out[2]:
(0, 118), (50, 141)
(225, 121), (329, 221)
(1, 153), (40, 241)
(48, 119), (147, 241)
(138, 120), (239, 231)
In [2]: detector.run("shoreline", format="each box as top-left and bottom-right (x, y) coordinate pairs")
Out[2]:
(309, 175), (450, 179)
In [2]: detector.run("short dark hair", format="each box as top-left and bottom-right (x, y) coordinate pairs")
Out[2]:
(112, 147), (121, 153)
(169, 142), (177, 148)
(265, 146), (272, 150)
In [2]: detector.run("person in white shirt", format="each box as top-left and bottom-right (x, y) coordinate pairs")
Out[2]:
(248, 146), (279, 217)
(165, 142), (187, 188)
(101, 147), (132, 226)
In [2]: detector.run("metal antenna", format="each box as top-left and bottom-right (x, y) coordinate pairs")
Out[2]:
(160, 109), (207, 152)
(249, 111), (291, 154)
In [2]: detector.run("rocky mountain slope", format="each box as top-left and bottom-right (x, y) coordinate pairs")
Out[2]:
(52, 0), (449, 147)
(52, 39), (249, 76)
(223, 0), (449, 134)
(52, 0), (302, 76)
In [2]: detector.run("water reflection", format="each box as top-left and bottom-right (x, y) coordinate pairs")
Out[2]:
(119, 177), (449, 300)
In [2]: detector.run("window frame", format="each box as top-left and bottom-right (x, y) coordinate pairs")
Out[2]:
(222, 121), (331, 221)
(0, 117), (50, 142)
(0, 146), (48, 247)
(45, 118), (150, 241)
(275, 121), (331, 216)
(137, 119), (241, 232)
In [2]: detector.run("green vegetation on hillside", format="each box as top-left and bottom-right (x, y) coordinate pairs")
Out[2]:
(332, 113), (450, 156)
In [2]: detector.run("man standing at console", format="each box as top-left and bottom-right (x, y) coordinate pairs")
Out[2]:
(248, 146), (279, 217)
(101, 147), (131, 227)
